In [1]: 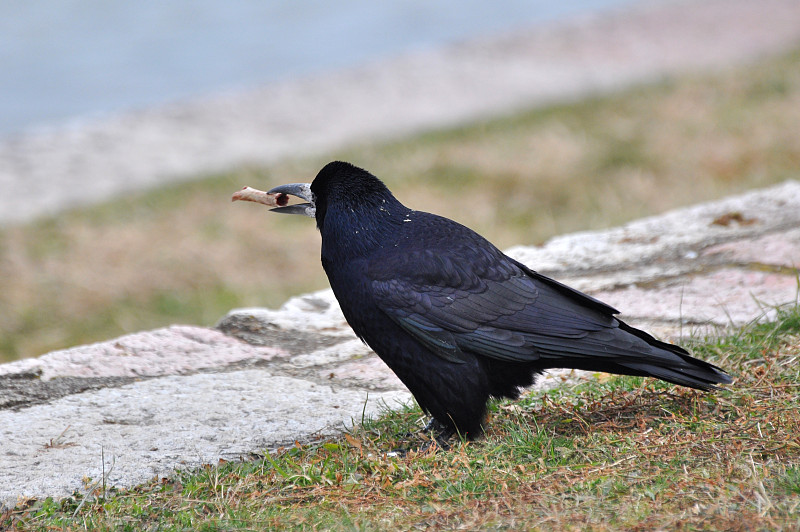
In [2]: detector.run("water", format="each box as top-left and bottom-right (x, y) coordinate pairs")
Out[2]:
(0, 0), (641, 137)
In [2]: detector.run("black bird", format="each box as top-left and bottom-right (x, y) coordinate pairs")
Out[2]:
(237, 161), (732, 441)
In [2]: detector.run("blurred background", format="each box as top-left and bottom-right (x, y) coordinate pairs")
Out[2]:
(1, 0), (798, 362)
(1, 0), (640, 135)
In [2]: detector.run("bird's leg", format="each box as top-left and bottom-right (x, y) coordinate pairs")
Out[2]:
(389, 418), (455, 456)
(420, 418), (456, 451)
(422, 417), (447, 434)
(418, 424), (455, 453)
(397, 417), (446, 439)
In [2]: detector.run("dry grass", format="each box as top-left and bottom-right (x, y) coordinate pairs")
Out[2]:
(1, 47), (799, 362)
(6, 304), (800, 530)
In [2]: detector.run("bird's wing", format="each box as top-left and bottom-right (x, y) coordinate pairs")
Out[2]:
(368, 244), (620, 364)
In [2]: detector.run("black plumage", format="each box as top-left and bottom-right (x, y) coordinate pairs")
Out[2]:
(262, 161), (732, 440)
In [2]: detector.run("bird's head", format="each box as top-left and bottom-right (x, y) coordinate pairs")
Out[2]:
(233, 161), (397, 232)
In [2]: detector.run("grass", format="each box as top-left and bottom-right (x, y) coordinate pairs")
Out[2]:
(5, 303), (800, 530)
(1, 46), (799, 362)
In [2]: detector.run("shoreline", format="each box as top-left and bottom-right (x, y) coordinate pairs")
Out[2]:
(1, 0), (798, 225)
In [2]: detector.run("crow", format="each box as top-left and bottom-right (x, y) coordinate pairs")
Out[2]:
(235, 161), (732, 442)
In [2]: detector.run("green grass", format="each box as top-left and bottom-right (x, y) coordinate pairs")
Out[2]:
(5, 303), (800, 530)
(1, 46), (799, 362)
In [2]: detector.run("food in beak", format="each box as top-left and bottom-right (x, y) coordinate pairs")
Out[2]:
(231, 186), (289, 207)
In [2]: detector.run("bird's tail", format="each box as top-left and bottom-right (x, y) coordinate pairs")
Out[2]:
(538, 320), (733, 390)
(607, 321), (732, 390)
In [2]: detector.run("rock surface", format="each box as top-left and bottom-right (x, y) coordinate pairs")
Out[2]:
(2, 180), (800, 508)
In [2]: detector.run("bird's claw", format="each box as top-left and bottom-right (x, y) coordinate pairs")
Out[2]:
(390, 418), (455, 455)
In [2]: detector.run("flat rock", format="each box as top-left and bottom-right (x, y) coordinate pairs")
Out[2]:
(1, 371), (409, 503)
(0, 325), (289, 381)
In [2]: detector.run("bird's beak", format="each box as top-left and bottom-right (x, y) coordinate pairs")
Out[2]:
(231, 183), (316, 217)
(267, 183), (315, 217)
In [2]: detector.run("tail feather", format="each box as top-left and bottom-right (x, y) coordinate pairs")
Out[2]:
(615, 320), (732, 390)
(619, 321), (732, 390)
(622, 361), (731, 391)
(534, 319), (733, 390)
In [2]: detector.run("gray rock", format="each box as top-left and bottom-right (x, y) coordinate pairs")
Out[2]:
(0, 371), (409, 503)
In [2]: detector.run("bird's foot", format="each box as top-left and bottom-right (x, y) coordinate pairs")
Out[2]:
(421, 418), (449, 434)
(396, 417), (448, 440)
(389, 436), (450, 457)
(418, 420), (455, 452)
(390, 419), (455, 455)
(419, 431), (452, 453)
